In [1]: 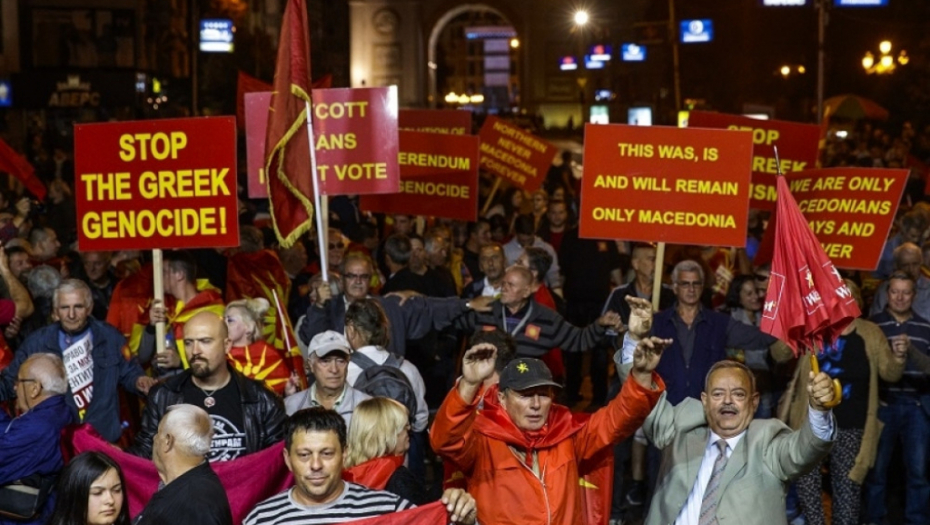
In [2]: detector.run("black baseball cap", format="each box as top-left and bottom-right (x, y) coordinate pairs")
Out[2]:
(499, 358), (562, 392)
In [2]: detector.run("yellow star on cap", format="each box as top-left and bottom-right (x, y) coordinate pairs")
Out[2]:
(517, 362), (529, 373)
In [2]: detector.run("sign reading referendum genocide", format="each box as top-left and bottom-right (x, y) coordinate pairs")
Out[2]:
(688, 111), (821, 211)
(399, 109), (472, 135)
(314, 86), (400, 195)
(579, 123), (754, 247)
(360, 130), (480, 221)
(74, 116), (239, 251)
(478, 116), (556, 192)
(786, 167), (908, 270)
(245, 91), (273, 199)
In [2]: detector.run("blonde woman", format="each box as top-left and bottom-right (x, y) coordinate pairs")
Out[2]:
(225, 298), (294, 395)
(343, 397), (431, 504)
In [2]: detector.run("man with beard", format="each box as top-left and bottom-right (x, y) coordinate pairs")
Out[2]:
(0, 279), (151, 443)
(131, 311), (286, 461)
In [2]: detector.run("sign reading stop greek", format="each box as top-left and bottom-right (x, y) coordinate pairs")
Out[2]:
(688, 111), (821, 211)
(314, 86), (400, 195)
(74, 116), (239, 251)
(580, 123), (753, 246)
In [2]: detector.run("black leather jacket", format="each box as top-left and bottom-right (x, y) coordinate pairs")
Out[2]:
(129, 365), (286, 459)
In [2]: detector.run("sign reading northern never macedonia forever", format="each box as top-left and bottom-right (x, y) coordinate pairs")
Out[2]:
(359, 130), (480, 221)
(75, 116), (239, 251)
(688, 111), (821, 211)
(580, 123), (754, 246)
(314, 86), (400, 195)
(478, 116), (556, 192)
(786, 167), (908, 270)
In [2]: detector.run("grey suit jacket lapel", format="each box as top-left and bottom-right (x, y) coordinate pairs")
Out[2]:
(684, 427), (709, 491)
(719, 433), (748, 493)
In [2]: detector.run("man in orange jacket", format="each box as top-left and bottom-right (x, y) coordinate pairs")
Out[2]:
(430, 331), (668, 525)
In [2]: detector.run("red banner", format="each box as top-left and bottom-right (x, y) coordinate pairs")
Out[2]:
(399, 109), (472, 135)
(314, 86), (400, 196)
(74, 117), (239, 251)
(785, 167), (907, 270)
(478, 116), (555, 192)
(359, 130), (479, 221)
(579, 123), (753, 247)
(246, 91), (272, 198)
(688, 111), (821, 211)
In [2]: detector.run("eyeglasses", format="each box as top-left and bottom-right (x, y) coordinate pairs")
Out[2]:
(329, 242), (345, 250)
(13, 378), (37, 387)
(676, 281), (703, 289)
(344, 273), (371, 282)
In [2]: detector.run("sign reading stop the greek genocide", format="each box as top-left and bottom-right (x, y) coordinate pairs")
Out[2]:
(580, 123), (754, 246)
(478, 116), (556, 192)
(359, 130), (480, 221)
(688, 111), (821, 211)
(314, 86), (400, 195)
(74, 116), (239, 251)
(786, 167), (908, 270)
(399, 109), (472, 135)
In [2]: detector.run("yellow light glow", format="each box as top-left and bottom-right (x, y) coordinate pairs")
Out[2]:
(510, 38), (520, 49)
(574, 10), (589, 26)
(879, 40), (892, 55)
(862, 53), (874, 70)
(444, 92), (458, 103)
(457, 94), (470, 105)
(880, 55), (894, 68)
(780, 65), (791, 77)
(797, 65), (806, 74)
(899, 51), (909, 65)
(470, 94), (485, 104)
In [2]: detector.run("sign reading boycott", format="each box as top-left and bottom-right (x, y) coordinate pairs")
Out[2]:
(786, 167), (907, 270)
(688, 111), (821, 211)
(359, 130), (479, 221)
(399, 109), (471, 135)
(74, 116), (239, 251)
(580, 123), (754, 246)
(478, 116), (556, 192)
(314, 86), (400, 195)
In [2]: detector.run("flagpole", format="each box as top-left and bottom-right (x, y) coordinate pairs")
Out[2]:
(304, 100), (329, 283)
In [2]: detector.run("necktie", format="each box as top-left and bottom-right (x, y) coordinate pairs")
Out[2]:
(698, 439), (728, 525)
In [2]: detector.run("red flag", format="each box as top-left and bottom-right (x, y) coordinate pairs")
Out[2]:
(0, 137), (46, 200)
(760, 175), (860, 356)
(340, 502), (448, 525)
(265, 0), (315, 248)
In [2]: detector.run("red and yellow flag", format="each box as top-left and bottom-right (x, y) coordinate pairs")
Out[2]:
(0, 137), (45, 200)
(265, 0), (315, 248)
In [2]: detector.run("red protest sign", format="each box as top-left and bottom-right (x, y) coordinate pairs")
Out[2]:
(785, 167), (907, 270)
(245, 91), (272, 198)
(688, 111), (821, 211)
(579, 123), (753, 247)
(74, 117), (239, 251)
(359, 130), (479, 221)
(399, 109), (472, 135)
(478, 116), (556, 192)
(314, 86), (399, 195)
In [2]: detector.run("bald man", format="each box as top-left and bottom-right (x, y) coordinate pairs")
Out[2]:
(131, 311), (286, 461)
(135, 404), (232, 525)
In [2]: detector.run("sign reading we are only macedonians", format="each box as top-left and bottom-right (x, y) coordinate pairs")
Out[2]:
(579, 123), (754, 247)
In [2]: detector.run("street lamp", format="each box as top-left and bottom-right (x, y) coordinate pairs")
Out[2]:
(574, 10), (589, 27)
(862, 40), (907, 74)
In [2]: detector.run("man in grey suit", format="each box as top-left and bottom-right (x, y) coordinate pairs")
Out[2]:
(617, 338), (836, 525)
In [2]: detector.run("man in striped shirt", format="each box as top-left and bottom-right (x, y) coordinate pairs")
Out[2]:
(244, 407), (477, 525)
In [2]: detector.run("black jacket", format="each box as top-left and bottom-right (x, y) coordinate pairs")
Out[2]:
(130, 365), (286, 459)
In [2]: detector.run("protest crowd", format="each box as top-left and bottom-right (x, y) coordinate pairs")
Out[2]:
(1, 112), (929, 525)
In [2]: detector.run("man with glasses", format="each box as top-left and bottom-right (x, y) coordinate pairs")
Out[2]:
(284, 331), (370, 427)
(299, 254), (490, 357)
(1, 353), (75, 523)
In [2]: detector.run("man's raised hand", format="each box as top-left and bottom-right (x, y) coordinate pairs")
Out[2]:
(461, 343), (497, 386)
(625, 296), (654, 339)
(631, 336), (671, 389)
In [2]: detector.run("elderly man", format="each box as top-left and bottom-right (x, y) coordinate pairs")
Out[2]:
(244, 407), (477, 525)
(0, 279), (152, 443)
(131, 311), (285, 461)
(869, 242), (930, 321)
(430, 331), (665, 524)
(134, 404), (232, 525)
(0, 353), (74, 524)
(631, 356), (836, 525)
(284, 330), (371, 425)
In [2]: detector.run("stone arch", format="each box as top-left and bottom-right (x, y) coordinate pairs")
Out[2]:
(424, 2), (523, 108)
